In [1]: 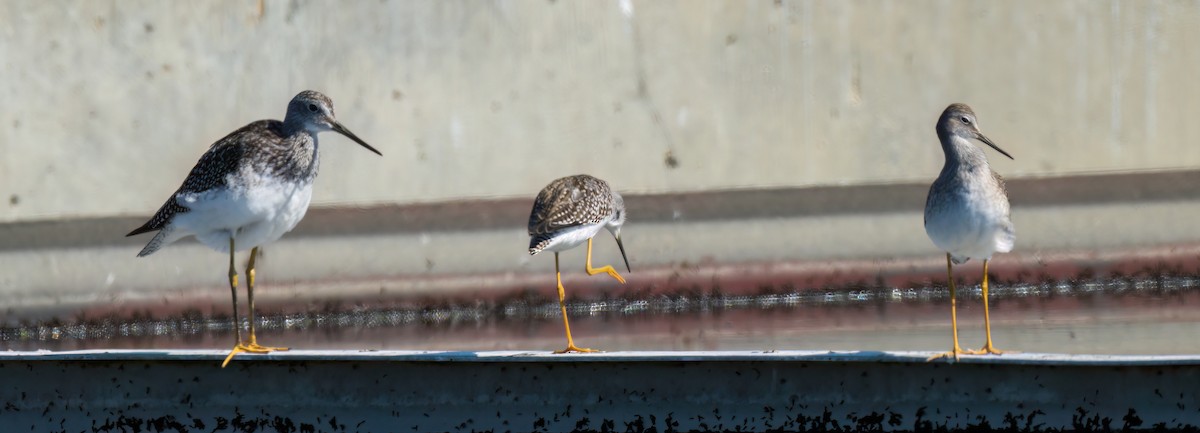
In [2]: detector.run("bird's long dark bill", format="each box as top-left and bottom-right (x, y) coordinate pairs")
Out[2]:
(332, 121), (382, 156)
(614, 234), (631, 273)
(975, 132), (1013, 160)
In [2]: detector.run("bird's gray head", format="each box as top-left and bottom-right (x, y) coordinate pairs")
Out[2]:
(285, 90), (382, 156)
(607, 191), (631, 273)
(608, 191), (627, 232)
(936, 103), (1012, 160)
(286, 91), (337, 133)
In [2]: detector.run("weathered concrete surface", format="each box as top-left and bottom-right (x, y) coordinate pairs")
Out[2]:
(2, 350), (1198, 432)
(4, 169), (1200, 323)
(5, 2), (1200, 340)
(1, 1), (1199, 223)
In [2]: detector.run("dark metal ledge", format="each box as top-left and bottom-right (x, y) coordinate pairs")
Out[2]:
(2, 350), (1199, 432)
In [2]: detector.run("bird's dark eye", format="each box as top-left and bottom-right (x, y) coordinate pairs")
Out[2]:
(307, 103), (319, 113)
(960, 116), (971, 124)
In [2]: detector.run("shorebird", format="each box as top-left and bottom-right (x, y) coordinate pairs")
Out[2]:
(527, 174), (631, 353)
(127, 90), (381, 367)
(924, 103), (1015, 361)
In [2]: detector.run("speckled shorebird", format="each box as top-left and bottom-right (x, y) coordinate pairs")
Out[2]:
(127, 90), (381, 367)
(528, 174), (631, 353)
(924, 103), (1015, 361)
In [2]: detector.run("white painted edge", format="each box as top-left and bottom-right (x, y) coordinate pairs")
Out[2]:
(2, 349), (1200, 365)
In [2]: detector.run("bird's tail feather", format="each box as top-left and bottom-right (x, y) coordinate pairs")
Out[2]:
(528, 234), (553, 255)
(136, 225), (178, 257)
(994, 222), (1016, 254)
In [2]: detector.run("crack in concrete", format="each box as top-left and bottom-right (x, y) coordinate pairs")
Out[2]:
(626, 10), (680, 169)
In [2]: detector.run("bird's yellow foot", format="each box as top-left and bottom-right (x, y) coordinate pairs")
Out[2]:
(220, 343), (282, 368)
(246, 343), (289, 352)
(976, 343), (1008, 355)
(926, 346), (975, 362)
(586, 264), (627, 284)
(554, 345), (600, 354)
(245, 335), (289, 352)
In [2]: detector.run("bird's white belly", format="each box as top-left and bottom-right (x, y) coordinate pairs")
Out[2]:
(173, 178), (314, 253)
(541, 223), (606, 253)
(924, 202), (1013, 263)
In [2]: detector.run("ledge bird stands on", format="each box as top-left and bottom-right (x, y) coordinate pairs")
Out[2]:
(923, 103), (1015, 362)
(528, 174), (631, 353)
(126, 90), (382, 367)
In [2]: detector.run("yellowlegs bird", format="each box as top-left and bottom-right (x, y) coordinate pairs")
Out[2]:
(127, 90), (381, 367)
(924, 103), (1014, 361)
(528, 174), (631, 353)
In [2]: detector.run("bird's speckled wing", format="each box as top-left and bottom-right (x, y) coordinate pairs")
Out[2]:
(126, 121), (279, 236)
(991, 170), (1016, 252)
(923, 175), (961, 227)
(923, 182), (933, 226)
(527, 174), (614, 238)
(991, 170), (1010, 214)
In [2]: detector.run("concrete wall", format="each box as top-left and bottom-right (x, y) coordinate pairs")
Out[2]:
(2, 1), (1199, 223)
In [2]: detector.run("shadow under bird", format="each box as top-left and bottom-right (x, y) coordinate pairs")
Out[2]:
(923, 103), (1015, 361)
(528, 174), (631, 353)
(126, 90), (381, 367)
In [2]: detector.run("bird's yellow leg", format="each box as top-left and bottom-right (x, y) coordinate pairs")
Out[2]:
(554, 253), (597, 354)
(245, 247), (287, 353)
(583, 237), (626, 284)
(222, 238), (249, 368)
(977, 259), (1006, 355)
(928, 253), (975, 362)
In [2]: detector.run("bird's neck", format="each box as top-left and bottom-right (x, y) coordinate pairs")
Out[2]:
(270, 129), (320, 183)
(295, 133), (320, 180)
(280, 114), (311, 137)
(938, 134), (990, 174)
